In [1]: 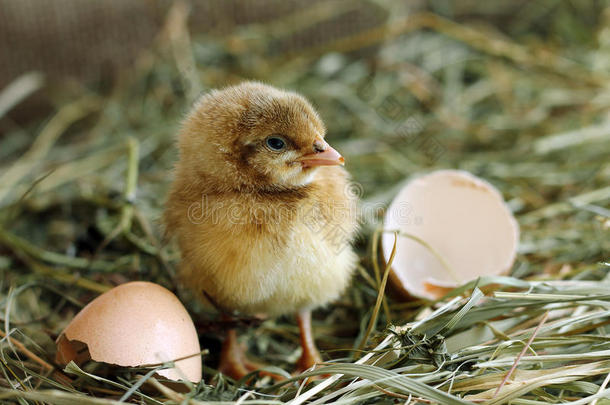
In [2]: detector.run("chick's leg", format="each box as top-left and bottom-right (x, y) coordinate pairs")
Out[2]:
(218, 329), (251, 380)
(296, 310), (323, 372)
(219, 328), (285, 381)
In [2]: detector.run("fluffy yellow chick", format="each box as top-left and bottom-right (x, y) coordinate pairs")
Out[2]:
(164, 81), (358, 379)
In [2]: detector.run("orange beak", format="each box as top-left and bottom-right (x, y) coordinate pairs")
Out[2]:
(298, 137), (345, 168)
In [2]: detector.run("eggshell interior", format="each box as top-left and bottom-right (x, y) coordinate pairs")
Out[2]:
(56, 281), (202, 382)
(383, 170), (519, 300)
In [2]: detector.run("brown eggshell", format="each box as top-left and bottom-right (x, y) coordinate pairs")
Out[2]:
(383, 170), (519, 300)
(56, 281), (202, 382)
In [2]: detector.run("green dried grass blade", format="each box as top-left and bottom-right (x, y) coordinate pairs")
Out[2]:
(299, 363), (472, 404)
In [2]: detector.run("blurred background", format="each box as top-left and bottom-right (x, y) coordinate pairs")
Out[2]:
(2, 0), (608, 257)
(1, 0), (609, 401)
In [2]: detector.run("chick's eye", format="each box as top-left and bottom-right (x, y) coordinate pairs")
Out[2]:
(265, 136), (286, 151)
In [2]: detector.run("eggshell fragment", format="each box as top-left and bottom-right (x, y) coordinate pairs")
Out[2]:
(56, 281), (202, 382)
(383, 170), (519, 300)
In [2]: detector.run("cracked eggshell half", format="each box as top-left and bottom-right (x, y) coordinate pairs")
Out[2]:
(56, 281), (201, 382)
(383, 170), (519, 300)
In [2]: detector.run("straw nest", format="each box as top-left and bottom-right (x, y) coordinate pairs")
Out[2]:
(0, 2), (609, 404)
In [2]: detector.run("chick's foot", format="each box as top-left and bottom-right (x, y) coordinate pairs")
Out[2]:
(219, 329), (285, 381)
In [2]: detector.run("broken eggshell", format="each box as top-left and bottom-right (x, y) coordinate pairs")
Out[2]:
(56, 281), (202, 382)
(383, 170), (519, 300)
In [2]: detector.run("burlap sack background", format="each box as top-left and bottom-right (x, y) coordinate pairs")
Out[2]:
(0, 0), (391, 88)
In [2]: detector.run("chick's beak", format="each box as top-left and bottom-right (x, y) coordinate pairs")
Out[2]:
(298, 137), (345, 168)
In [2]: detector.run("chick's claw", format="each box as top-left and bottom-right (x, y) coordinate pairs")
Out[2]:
(296, 349), (323, 374)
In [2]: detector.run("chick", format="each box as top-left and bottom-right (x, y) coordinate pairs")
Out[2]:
(164, 81), (358, 379)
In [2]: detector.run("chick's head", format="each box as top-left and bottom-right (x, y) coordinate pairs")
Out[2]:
(177, 82), (344, 192)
